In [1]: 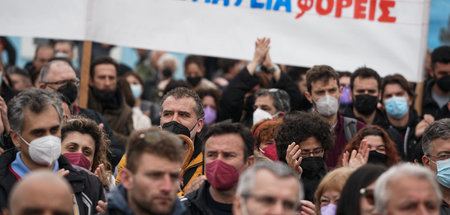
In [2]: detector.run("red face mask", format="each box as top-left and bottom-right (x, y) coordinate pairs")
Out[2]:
(64, 152), (92, 171)
(206, 160), (245, 191)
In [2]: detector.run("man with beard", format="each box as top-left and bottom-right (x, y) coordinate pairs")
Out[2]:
(181, 122), (255, 215)
(88, 57), (134, 148)
(304, 65), (365, 169)
(105, 128), (186, 215)
(422, 46), (450, 118)
(342, 67), (404, 159)
(39, 58), (123, 167)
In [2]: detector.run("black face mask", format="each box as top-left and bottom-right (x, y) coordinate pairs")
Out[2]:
(436, 75), (450, 92)
(162, 121), (191, 137)
(162, 68), (172, 78)
(300, 156), (327, 177)
(367, 150), (388, 165)
(354, 94), (378, 115)
(57, 82), (78, 105)
(187, 77), (202, 87)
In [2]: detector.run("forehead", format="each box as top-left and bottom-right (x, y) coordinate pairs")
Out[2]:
(252, 169), (300, 199)
(47, 63), (76, 80)
(387, 176), (437, 202)
(434, 62), (450, 73)
(205, 133), (245, 153)
(310, 78), (338, 90)
(36, 47), (54, 56)
(255, 95), (274, 106)
(94, 64), (117, 77)
(162, 96), (197, 113)
(383, 83), (406, 94)
(430, 138), (450, 154)
(15, 183), (73, 214)
(364, 135), (384, 147)
(298, 136), (322, 149)
(54, 42), (71, 50)
(62, 132), (96, 149)
(23, 106), (60, 131)
(135, 152), (181, 173)
(353, 77), (378, 89)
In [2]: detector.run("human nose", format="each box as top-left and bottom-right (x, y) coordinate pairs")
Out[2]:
(160, 174), (173, 192)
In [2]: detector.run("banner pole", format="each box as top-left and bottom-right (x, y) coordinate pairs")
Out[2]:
(79, 40), (92, 109)
(414, 82), (424, 116)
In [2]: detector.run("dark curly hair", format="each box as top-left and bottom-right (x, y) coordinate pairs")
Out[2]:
(275, 111), (334, 163)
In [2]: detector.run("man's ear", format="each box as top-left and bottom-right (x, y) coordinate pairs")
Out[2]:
(9, 130), (21, 149)
(304, 91), (312, 104)
(277, 111), (285, 119)
(38, 83), (46, 89)
(196, 118), (204, 133)
(246, 155), (255, 167)
(120, 168), (133, 190)
(422, 155), (430, 168)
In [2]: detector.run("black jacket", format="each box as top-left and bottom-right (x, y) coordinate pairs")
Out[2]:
(0, 148), (105, 215)
(422, 78), (445, 118)
(180, 182), (215, 215)
(389, 109), (422, 162)
(217, 67), (309, 126)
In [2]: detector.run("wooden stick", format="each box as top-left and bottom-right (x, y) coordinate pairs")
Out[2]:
(79, 41), (92, 109)
(414, 82), (424, 116)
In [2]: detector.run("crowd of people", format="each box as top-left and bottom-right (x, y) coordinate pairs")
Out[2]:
(0, 36), (449, 215)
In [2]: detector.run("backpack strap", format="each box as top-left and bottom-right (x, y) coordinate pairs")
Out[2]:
(343, 117), (358, 142)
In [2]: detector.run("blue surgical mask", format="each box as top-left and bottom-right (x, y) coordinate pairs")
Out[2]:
(384, 96), (408, 119)
(130, 84), (142, 99)
(432, 158), (450, 188)
(321, 203), (337, 215)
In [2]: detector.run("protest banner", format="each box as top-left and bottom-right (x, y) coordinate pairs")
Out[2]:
(0, 0), (430, 83)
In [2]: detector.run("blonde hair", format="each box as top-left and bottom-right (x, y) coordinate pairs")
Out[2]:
(314, 167), (354, 214)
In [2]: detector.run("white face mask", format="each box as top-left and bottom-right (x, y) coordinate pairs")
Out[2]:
(19, 135), (61, 166)
(253, 108), (278, 125)
(314, 95), (339, 117)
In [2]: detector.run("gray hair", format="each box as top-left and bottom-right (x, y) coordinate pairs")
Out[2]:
(374, 163), (442, 215)
(422, 118), (450, 156)
(255, 88), (291, 113)
(39, 59), (75, 83)
(236, 161), (303, 200)
(157, 53), (179, 72)
(8, 88), (63, 135)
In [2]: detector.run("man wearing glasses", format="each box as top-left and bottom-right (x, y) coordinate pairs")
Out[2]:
(233, 161), (309, 215)
(39, 58), (124, 167)
(422, 118), (450, 214)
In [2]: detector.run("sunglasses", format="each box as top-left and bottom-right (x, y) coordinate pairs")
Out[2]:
(360, 188), (375, 205)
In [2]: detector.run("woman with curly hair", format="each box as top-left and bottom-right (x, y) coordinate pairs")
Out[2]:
(276, 111), (335, 202)
(338, 125), (401, 168)
(61, 116), (113, 189)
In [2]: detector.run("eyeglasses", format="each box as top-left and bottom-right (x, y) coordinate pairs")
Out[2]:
(44, 78), (80, 87)
(428, 153), (450, 161)
(300, 148), (324, 157)
(360, 188), (375, 205)
(242, 193), (300, 212)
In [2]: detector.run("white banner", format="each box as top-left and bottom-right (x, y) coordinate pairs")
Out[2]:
(0, 0), (430, 82)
